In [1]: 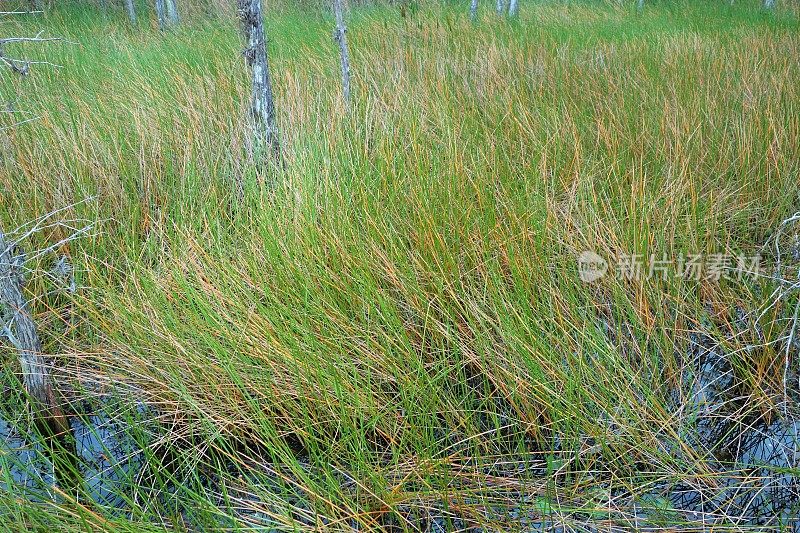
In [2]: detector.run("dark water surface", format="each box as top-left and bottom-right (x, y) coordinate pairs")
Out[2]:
(2, 336), (800, 531)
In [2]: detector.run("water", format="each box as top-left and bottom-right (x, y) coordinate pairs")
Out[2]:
(0, 417), (56, 502)
(2, 337), (800, 530)
(71, 411), (144, 510)
(1, 400), (146, 514)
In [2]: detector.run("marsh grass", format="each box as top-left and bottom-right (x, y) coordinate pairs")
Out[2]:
(2, 0), (800, 530)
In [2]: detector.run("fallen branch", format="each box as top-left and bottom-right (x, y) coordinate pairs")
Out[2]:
(0, 201), (96, 434)
(1, 231), (67, 433)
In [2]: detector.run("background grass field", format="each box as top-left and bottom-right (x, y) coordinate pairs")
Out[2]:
(2, 0), (800, 530)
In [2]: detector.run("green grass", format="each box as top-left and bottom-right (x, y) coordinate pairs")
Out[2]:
(2, 0), (800, 530)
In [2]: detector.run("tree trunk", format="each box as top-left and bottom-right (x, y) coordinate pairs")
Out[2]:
(332, 0), (351, 110)
(507, 0), (518, 16)
(0, 232), (67, 434)
(155, 0), (167, 30)
(31, 0), (44, 11)
(470, 0), (478, 20)
(496, 0), (505, 15)
(764, 0), (775, 8)
(124, 0), (138, 24)
(238, 0), (282, 167)
(165, 0), (180, 25)
(636, 0), (644, 11)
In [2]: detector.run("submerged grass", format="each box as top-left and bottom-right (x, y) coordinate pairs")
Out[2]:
(2, 0), (800, 530)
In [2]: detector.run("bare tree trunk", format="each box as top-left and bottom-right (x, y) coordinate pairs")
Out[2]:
(764, 0), (775, 8)
(124, 0), (138, 24)
(155, 0), (167, 30)
(332, 0), (351, 110)
(31, 0), (44, 11)
(507, 0), (518, 16)
(238, 0), (282, 167)
(636, 0), (644, 11)
(470, 0), (478, 20)
(165, 0), (180, 25)
(496, 0), (505, 14)
(0, 232), (67, 434)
